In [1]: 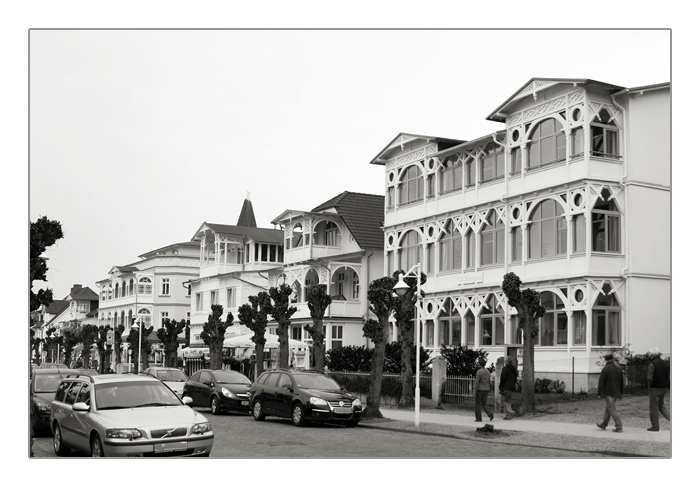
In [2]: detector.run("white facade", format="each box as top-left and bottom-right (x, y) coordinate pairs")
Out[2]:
(371, 78), (670, 376)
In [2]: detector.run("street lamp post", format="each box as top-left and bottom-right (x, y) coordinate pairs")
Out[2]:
(131, 315), (142, 373)
(393, 263), (422, 427)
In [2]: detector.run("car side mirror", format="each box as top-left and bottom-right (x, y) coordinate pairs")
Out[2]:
(181, 396), (193, 406)
(283, 385), (293, 392)
(72, 402), (90, 412)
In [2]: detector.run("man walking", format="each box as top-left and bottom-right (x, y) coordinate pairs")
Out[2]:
(646, 347), (670, 432)
(499, 356), (517, 419)
(596, 352), (624, 433)
(474, 358), (494, 422)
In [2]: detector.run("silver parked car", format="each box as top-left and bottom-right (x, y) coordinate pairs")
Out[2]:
(50, 373), (214, 457)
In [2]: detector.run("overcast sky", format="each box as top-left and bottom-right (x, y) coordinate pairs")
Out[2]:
(29, 29), (671, 298)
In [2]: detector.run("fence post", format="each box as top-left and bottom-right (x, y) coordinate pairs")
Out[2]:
(572, 357), (575, 399)
(432, 356), (446, 407)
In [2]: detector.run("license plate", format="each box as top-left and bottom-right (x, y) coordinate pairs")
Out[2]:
(241, 401), (249, 406)
(154, 441), (187, 453)
(333, 407), (352, 414)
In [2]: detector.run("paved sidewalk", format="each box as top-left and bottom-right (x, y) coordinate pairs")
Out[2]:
(378, 408), (670, 444)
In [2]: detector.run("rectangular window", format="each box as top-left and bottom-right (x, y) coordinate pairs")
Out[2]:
(511, 227), (522, 262)
(226, 287), (236, 309)
(466, 314), (475, 346)
(261, 244), (268, 262)
(573, 215), (585, 253)
(425, 320), (435, 347)
(351, 272), (360, 300)
(196, 293), (202, 311)
(427, 174), (435, 198)
(439, 320), (449, 347)
(291, 326), (302, 341)
(481, 232), (493, 265)
(451, 319), (462, 346)
(254, 243), (259, 262)
(511, 148), (522, 174)
(573, 311), (586, 345)
(509, 316), (523, 344)
(482, 317), (493, 346)
(331, 325), (343, 350)
(571, 128), (584, 156)
(387, 187), (395, 208)
(466, 159), (475, 187)
(161, 278), (170, 296)
(593, 310), (621, 346)
(210, 290), (219, 307)
(160, 311), (169, 327)
(541, 314), (555, 346)
(557, 313), (568, 345)
(466, 233), (475, 269)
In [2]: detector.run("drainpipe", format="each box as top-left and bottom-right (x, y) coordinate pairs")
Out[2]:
(610, 88), (629, 345)
(500, 194), (509, 275)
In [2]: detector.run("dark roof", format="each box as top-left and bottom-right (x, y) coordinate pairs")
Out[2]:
(237, 198), (257, 227)
(198, 223), (283, 244)
(71, 286), (99, 301)
(312, 191), (385, 250)
(45, 300), (69, 315)
(115, 265), (139, 273)
(138, 241), (200, 259)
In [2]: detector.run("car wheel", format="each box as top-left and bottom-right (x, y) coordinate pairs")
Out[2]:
(344, 420), (359, 428)
(252, 399), (266, 421)
(53, 424), (70, 456)
(211, 396), (222, 415)
(291, 403), (306, 427)
(90, 434), (105, 457)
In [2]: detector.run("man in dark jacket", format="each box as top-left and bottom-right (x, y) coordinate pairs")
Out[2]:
(646, 347), (670, 431)
(596, 352), (624, 432)
(474, 358), (494, 422)
(499, 356), (518, 420)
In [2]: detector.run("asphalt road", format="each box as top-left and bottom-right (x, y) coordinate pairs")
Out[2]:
(31, 407), (608, 458)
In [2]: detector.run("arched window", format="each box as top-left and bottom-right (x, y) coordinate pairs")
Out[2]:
(592, 189), (620, 253)
(314, 221), (340, 246)
(480, 295), (504, 346)
(304, 269), (319, 300)
(439, 154), (462, 194)
(439, 221), (462, 272)
(399, 230), (421, 272)
(592, 290), (621, 346)
(107, 285), (113, 300)
(480, 211), (504, 266)
(129, 279), (134, 295)
(538, 291), (567, 346)
(137, 308), (151, 328)
(528, 199), (566, 260)
(480, 141), (505, 183)
(398, 165), (424, 205)
(527, 118), (566, 170)
(591, 109), (619, 158)
(137, 277), (152, 295)
(439, 300), (462, 347)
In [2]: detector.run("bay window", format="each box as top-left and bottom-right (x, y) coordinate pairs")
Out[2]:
(480, 211), (504, 266)
(528, 199), (566, 260)
(440, 154), (462, 194)
(592, 292), (621, 346)
(527, 118), (566, 170)
(481, 295), (504, 346)
(592, 192), (621, 253)
(398, 165), (424, 205)
(591, 109), (619, 158)
(480, 142), (505, 183)
(439, 221), (462, 272)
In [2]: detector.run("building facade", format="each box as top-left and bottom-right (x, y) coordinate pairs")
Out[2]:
(267, 191), (386, 362)
(371, 78), (670, 378)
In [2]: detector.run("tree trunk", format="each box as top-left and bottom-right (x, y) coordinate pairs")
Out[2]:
(278, 323), (289, 370)
(97, 348), (105, 373)
(518, 316), (537, 415)
(210, 340), (223, 370)
(364, 338), (387, 419)
(255, 343), (265, 380)
(141, 345), (149, 372)
(398, 331), (414, 409)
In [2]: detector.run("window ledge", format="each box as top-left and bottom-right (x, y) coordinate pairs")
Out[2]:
(590, 251), (623, 257)
(525, 254), (567, 264)
(525, 160), (566, 174)
(478, 177), (505, 188)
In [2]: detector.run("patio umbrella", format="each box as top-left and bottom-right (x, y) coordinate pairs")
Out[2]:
(223, 333), (306, 349)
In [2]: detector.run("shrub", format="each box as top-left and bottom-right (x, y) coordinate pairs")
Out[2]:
(330, 372), (432, 401)
(535, 378), (566, 394)
(326, 343), (432, 374)
(439, 345), (490, 376)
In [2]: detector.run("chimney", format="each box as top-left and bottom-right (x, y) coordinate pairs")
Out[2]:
(71, 284), (82, 296)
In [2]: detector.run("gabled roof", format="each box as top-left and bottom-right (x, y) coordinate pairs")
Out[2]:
(70, 286), (99, 301)
(45, 300), (69, 315)
(312, 191), (385, 250)
(138, 241), (200, 259)
(486, 78), (626, 122)
(191, 222), (283, 244)
(369, 133), (466, 165)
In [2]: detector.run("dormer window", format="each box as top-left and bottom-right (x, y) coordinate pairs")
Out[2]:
(527, 118), (566, 170)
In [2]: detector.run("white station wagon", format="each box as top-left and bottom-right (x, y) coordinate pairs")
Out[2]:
(50, 373), (214, 457)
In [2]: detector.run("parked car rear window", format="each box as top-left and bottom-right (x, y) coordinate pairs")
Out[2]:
(65, 382), (83, 405)
(266, 372), (282, 387)
(34, 374), (64, 393)
(76, 383), (91, 406)
(256, 373), (270, 385)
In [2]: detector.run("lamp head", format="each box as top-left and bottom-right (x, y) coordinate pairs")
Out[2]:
(393, 273), (409, 297)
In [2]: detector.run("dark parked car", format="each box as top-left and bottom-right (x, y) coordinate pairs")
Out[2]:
(31, 367), (82, 432)
(248, 370), (362, 427)
(182, 369), (251, 415)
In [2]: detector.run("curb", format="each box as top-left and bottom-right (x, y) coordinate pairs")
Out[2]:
(357, 421), (655, 458)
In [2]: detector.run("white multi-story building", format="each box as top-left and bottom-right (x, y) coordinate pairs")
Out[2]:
(268, 191), (385, 356)
(187, 197), (284, 343)
(96, 241), (200, 339)
(371, 78), (670, 377)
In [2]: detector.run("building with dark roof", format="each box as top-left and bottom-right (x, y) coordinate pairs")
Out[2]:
(268, 191), (385, 361)
(370, 77), (670, 385)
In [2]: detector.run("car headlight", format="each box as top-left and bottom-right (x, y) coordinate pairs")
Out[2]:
(192, 422), (212, 434)
(309, 397), (327, 406)
(352, 398), (362, 408)
(106, 428), (142, 439)
(35, 402), (51, 413)
(221, 387), (234, 398)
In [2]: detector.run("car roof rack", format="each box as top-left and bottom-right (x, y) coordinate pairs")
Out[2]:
(64, 373), (96, 383)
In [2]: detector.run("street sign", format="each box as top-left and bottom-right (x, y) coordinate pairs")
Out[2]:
(106, 330), (114, 346)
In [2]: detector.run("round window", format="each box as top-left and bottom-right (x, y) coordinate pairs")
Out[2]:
(388, 172), (395, 183)
(574, 193), (583, 207)
(512, 129), (520, 143)
(572, 108), (582, 122)
(575, 289), (584, 302)
(388, 235), (394, 246)
(512, 207), (521, 220)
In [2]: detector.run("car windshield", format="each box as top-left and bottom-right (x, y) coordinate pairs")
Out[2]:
(95, 381), (183, 410)
(211, 370), (251, 385)
(34, 374), (64, 393)
(293, 374), (341, 390)
(156, 370), (188, 382)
